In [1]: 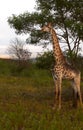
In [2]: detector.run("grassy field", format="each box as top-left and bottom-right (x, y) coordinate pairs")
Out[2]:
(0, 59), (83, 130)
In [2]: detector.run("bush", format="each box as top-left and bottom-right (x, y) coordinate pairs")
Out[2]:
(65, 51), (83, 71)
(36, 51), (55, 69)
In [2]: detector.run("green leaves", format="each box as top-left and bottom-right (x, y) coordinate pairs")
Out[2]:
(8, 0), (83, 55)
(36, 51), (55, 69)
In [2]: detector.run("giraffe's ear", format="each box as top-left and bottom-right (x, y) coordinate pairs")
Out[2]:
(47, 23), (52, 27)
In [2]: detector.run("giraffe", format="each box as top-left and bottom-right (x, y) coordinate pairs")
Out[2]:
(41, 23), (82, 109)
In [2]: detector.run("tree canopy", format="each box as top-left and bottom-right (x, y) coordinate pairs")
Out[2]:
(8, 0), (83, 56)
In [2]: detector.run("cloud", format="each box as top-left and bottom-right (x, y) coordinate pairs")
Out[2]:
(0, 0), (36, 58)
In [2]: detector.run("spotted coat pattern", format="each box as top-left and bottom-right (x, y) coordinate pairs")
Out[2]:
(41, 23), (82, 109)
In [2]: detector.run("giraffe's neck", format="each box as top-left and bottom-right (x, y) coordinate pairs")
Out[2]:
(50, 29), (66, 65)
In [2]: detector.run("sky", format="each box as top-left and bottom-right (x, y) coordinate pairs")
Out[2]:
(0, 0), (82, 58)
(0, 0), (45, 58)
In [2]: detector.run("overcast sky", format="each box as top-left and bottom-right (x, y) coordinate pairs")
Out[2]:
(0, 0), (82, 58)
(0, 0), (45, 58)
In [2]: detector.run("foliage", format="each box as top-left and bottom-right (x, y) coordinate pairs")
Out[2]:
(8, 0), (83, 56)
(64, 50), (83, 72)
(0, 58), (32, 76)
(36, 51), (55, 69)
(0, 59), (83, 129)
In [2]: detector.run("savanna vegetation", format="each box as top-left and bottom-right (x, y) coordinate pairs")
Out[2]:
(0, 58), (83, 130)
(1, 0), (82, 129)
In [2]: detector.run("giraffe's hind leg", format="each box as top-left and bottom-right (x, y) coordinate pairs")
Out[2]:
(72, 73), (82, 108)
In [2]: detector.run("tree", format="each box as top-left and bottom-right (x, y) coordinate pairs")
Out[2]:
(8, 0), (83, 56)
(8, 38), (31, 61)
(8, 38), (31, 74)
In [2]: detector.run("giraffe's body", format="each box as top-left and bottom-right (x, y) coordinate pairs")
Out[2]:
(41, 23), (82, 109)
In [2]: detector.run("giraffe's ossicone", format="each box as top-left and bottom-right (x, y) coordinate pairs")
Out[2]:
(41, 23), (82, 109)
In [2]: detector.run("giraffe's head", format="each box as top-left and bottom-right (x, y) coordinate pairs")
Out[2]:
(41, 23), (52, 32)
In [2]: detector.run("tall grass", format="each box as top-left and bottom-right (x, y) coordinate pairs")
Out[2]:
(0, 59), (83, 130)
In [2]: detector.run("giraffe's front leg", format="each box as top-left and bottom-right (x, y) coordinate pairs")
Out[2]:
(53, 78), (62, 110)
(58, 83), (62, 110)
(57, 77), (62, 110)
(52, 71), (62, 110)
(53, 80), (58, 110)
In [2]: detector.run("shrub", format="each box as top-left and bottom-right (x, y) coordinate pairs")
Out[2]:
(36, 51), (55, 69)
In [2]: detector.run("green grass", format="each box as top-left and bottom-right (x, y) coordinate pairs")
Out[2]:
(0, 75), (83, 130)
(0, 59), (83, 130)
